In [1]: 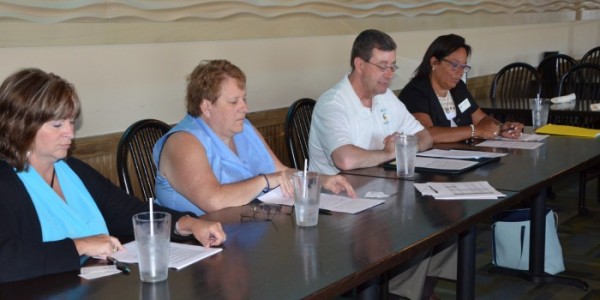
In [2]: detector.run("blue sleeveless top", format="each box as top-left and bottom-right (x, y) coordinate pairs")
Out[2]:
(153, 114), (276, 216)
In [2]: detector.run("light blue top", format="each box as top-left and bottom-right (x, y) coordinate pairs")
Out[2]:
(153, 114), (276, 216)
(17, 160), (108, 242)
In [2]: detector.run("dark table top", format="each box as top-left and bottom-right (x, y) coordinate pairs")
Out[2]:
(0, 175), (515, 300)
(345, 135), (600, 195)
(2, 136), (598, 299)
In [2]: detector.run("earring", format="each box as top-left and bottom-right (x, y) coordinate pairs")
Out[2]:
(432, 67), (436, 71)
(205, 113), (211, 118)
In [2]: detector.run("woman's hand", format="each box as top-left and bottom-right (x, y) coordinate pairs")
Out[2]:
(499, 122), (524, 139)
(474, 116), (503, 139)
(177, 216), (227, 248)
(322, 174), (356, 198)
(73, 234), (124, 258)
(265, 170), (294, 198)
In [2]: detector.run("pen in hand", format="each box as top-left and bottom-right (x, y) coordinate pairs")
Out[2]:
(106, 256), (131, 274)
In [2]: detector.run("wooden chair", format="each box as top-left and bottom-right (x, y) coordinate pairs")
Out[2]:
(490, 62), (541, 109)
(537, 54), (577, 98)
(558, 62), (600, 103)
(284, 98), (316, 170)
(116, 119), (171, 202)
(581, 46), (600, 65)
(558, 63), (600, 215)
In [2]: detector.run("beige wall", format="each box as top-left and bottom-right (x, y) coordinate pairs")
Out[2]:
(0, 10), (598, 137)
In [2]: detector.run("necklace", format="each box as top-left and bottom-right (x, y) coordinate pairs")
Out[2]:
(50, 168), (56, 188)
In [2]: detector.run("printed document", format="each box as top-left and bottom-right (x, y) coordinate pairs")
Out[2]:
(414, 181), (506, 200)
(112, 241), (222, 270)
(258, 187), (384, 214)
(475, 140), (544, 150)
(418, 149), (507, 159)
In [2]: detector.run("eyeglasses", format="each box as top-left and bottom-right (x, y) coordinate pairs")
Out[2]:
(441, 58), (471, 73)
(240, 203), (292, 222)
(365, 60), (399, 73)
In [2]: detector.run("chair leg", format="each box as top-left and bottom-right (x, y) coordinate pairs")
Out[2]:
(579, 171), (590, 216)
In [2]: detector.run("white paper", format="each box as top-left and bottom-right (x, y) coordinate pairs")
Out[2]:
(495, 133), (549, 142)
(415, 157), (479, 171)
(414, 181), (506, 200)
(79, 269), (122, 280)
(112, 241), (222, 270)
(258, 187), (384, 214)
(550, 93), (576, 103)
(418, 149), (507, 159)
(79, 265), (121, 280)
(475, 140), (544, 150)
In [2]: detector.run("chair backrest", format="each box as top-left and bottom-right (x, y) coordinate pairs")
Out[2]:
(116, 119), (171, 202)
(537, 54), (577, 98)
(558, 62), (600, 103)
(284, 98), (316, 170)
(581, 46), (600, 65)
(490, 62), (541, 108)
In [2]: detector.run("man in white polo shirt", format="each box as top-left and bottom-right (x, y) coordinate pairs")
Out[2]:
(309, 29), (454, 300)
(308, 29), (432, 175)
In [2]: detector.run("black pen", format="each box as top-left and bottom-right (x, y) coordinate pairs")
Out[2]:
(319, 208), (332, 215)
(107, 256), (131, 274)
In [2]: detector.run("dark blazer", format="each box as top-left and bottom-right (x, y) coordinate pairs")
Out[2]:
(0, 157), (190, 283)
(399, 76), (479, 127)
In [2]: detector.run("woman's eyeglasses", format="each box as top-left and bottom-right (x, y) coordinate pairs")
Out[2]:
(441, 58), (471, 73)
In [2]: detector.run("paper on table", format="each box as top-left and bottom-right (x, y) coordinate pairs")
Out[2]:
(535, 124), (600, 138)
(258, 187), (384, 214)
(414, 181), (506, 200)
(415, 156), (479, 171)
(79, 265), (121, 280)
(495, 133), (549, 142)
(475, 140), (544, 150)
(418, 149), (507, 159)
(112, 241), (222, 270)
(550, 93), (576, 104)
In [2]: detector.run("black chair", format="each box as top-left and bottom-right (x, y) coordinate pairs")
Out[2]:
(558, 62), (600, 103)
(490, 62), (541, 109)
(581, 46), (600, 65)
(557, 63), (600, 215)
(284, 98), (316, 170)
(537, 54), (577, 98)
(116, 119), (171, 202)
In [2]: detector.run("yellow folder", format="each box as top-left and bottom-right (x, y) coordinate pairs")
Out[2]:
(535, 124), (600, 138)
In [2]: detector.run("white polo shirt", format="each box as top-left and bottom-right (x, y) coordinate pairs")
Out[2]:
(308, 75), (424, 175)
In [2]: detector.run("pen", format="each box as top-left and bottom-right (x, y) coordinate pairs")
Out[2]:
(106, 256), (131, 274)
(428, 185), (439, 193)
(319, 208), (332, 215)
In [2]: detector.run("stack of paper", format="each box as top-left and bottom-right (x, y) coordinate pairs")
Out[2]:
(535, 124), (600, 138)
(79, 265), (121, 280)
(258, 187), (384, 214)
(112, 241), (222, 270)
(414, 181), (506, 200)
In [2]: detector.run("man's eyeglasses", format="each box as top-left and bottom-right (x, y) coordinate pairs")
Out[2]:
(366, 60), (399, 73)
(441, 58), (471, 73)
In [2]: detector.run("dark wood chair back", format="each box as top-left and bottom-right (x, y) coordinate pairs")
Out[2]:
(490, 62), (541, 108)
(116, 119), (171, 202)
(558, 62), (600, 103)
(537, 54), (577, 98)
(284, 98), (316, 170)
(581, 46), (600, 65)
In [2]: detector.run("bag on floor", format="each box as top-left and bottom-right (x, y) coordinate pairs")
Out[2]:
(491, 208), (565, 275)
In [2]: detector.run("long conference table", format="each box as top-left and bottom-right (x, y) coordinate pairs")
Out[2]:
(1, 135), (599, 299)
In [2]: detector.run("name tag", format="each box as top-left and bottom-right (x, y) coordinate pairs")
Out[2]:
(458, 98), (471, 113)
